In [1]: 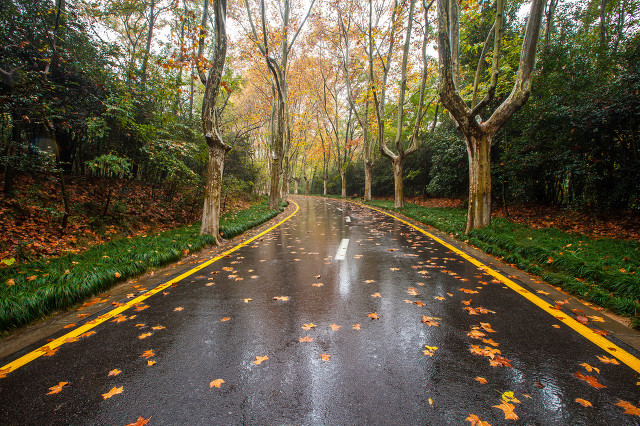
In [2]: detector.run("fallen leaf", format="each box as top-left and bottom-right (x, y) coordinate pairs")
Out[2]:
(536, 290), (550, 295)
(220, 317), (231, 322)
(312, 283), (324, 287)
(489, 355), (513, 368)
(134, 304), (149, 312)
(46, 381), (69, 395)
(501, 391), (521, 404)
(124, 416), (151, 426)
(243, 298), (252, 303)
(330, 324), (341, 331)
(423, 346), (438, 357)
(273, 296), (290, 301)
(367, 312), (380, 320)
(135, 323), (146, 327)
(253, 355), (269, 365)
(475, 377), (488, 384)
(575, 315), (589, 325)
(465, 414), (491, 425)
(364, 280), (376, 283)
(352, 323), (361, 330)
(434, 296), (445, 301)
(115, 272), (121, 278)
(210, 379), (225, 388)
(320, 353), (331, 361)
(102, 386), (123, 399)
(614, 399), (640, 416)
(302, 323), (317, 330)
(6, 278), (15, 286)
(593, 329), (611, 337)
(574, 372), (607, 388)
(588, 315), (605, 322)
(580, 363), (600, 374)
(299, 336), (314, 342)
(421, 316), (440, 326)
(414, 301), (425, 307)
(597, 355), (620, 365)
(140, 350), (155, 359)
(575, 398), (593, 407)
(467, 329), (487, 339)
(371, 292), (382, 298)
(480, 323), (496, 333)
(174, 307), (183, 311)
(63, 323), (76, 329)
(460, 288), (479, 294)
(138, 332), (152, 340)
(462, 299), (472, 306)
(151, 325), (165, 331)
(147, 360), (156, 366)
(108, 369), (122, 377)
(493, 401), (518, 420)
(407, 287), (418, 296)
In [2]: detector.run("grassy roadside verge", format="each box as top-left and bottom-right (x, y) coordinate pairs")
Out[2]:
(0, 200), (286, 333)
(366, 200), (640, 328)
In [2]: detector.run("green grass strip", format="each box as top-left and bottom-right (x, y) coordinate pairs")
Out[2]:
(366, 200), (640, 328)
(0, 200), (286, 333)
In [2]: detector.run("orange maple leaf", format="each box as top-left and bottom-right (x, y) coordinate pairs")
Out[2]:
(407, 287), (418, 296)
(108, 369), (122, 377)
(140, 350), (155, 359)
(299, 336), (314, 342)
(63, 323), (76, 329)
(138, 333), (152, 339)
(367, 312), (380, 320)
(480, 323), (496, 333)
(42, 346), (59, 357)
(467, 329), (487, 339)
(134, 305), (149, 312)
(414, 301), (425, 307)
(614, 399), (640, 416)
(465, 414), (491, 425)
(475, 377), (488, 384)
(320, 353), (331, 361)
(312, 283), (324, 287)
(459, 288), (479, 294)
(102, 386), (123, 399)
(301, 323), (317, 330)
(462, 299), (472, 305)
(330, 324), (341, 331)
(434, 296), (445, 301)
(493, 401), (518, 420)
(575, 398), (593, 407)
(46, 381), (69, 395)
(209, 379), (225, 388)
(421, 316), (439, 326)
(173, 307), (184, 311)
(597, 355), (620, 365)
(124, 416), (151, 426)
(574, 372), (607, 388)
(147, 360), (156, 366)
(220, 317), (231, 322)
(371, 292), (382, 298)
(151, 325), (165, 330)
(489, 355), (513, 368)
(352, 323), (361, 330)
(253, 355), (269, 365)
(580, 363), (600, 374)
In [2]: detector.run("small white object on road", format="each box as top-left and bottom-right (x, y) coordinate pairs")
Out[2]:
(345, 216), (351, 223)
(335, 239), (349, 260)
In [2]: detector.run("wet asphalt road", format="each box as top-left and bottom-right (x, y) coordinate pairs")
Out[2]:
(1, 196), (640, 425)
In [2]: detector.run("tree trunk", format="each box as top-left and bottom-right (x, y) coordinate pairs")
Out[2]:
(282, 157), (290, 201)
(140, 0), (156, 87)
(364, 160), (373, 201)
(305, 177), (309, 195)
(200, 142), (226, 243)
(294, 179), (299, 194)
(323, 177), (327, 195)
(392, 156), (404, 208)
(269, 156), (281, 209)
(465, 134), (492, 233)
(3, 113), (19, 197)
(340, 170), (346, 197)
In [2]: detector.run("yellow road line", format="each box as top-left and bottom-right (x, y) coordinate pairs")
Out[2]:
(355, 201), (640, 374)
(1, 201), (300, 376)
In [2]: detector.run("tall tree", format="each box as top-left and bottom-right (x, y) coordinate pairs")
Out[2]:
(199, 0), (230, 241)
(437, 0), (547, 232)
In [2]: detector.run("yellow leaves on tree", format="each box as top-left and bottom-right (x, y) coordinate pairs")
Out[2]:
(46, 381), (69, 395)
(102, 386), (123, 400)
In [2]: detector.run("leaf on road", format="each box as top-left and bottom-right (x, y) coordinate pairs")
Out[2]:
(367, 312), (380, 320)
(614, 400), (640, 416)
(243, 298), (252, 303)
(63, 323), (76, 329)
(330, 324), (341, 331)
(580, 363), (600, 374)
(537, 290), (550, 295)
(209, 379), (225, 388)
(434, 296), (445, 301)
(574, 372), (607, 388)
(597, 355), (619, 365)
(475, 377), (488, 384)
(489, 355), (513, 368)
(253, 355), (269, 365)
(273, 296), (290, 301)
(46, 381), (69, 395)
(501, 391), (520, 404)
(220, 317), (231, 322)
(320, 353), (331, 361)
(299, 336), (314, 342)
(151, 325), (165, 330)
(480, 323), (496, 333)
(407, 287), (418, 296)
(593, 329), (611, 337)
(459, 288), (479, 294)
(102, 386), (123, 399)
(423, 346), (438, 357)
(312, 283), (324, 287)
(414, 301), (425, 307)
(575, 398), (593, 407)
(588, 315), (605, 322)
(493, 401), (518, 420)
(371, 292), (381, 298)
(421, 316), (439, 326)
(134, 305), (149, 312)
(467, 329), (487, 339)
(140, 350), (155, 359)
(352, 323), (361, 330)
(173, 307), (183, 311)
(138, 333), (152, 339)
(108, 369), (122, 377)
(465, 414), (491, 425)
(364, 280), (376, 283)
(42, 346), (59, 357)
(147, 360), (156, 366)
(301, 323), (316, 330)
(123, 416), (151, 426)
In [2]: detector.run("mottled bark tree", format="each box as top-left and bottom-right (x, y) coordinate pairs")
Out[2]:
(199, 0), (230, 242)
(437, 0), (547, 232)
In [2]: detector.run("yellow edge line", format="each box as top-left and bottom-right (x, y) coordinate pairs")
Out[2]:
(354, 201), (640, 374)
(1, 201), (300, 375)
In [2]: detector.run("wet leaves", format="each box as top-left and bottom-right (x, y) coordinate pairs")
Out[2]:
(465, 414), (491, 425)
(423, 346), (438, 357)
(301, 323), (316, 330)
(123, 416), (151, 426)
(102, 386), (123, 399)
(367, 312), (380, 320)
(320, 353), (331, 361)
(615, 400), (640, 416)
(421, 316), (439, 327)
(209, 379), (225, 388)
(574, 372), (607, 388)
(575, 398), (593, 407)
(253, 355), (268, 365)
(475, 377), (488, 384)
(46, 381), (69, 395)
(273, 296), (290, 301)
(140, 350), (155, 359)
(108, 369), (122, 377)
(597, 355), (619, 365)
(493, 401), (518, 420)
(352, 323), (361, 330)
